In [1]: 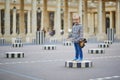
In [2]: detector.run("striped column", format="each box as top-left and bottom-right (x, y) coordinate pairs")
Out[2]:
(88, 48), (105, 54)
(5, 52), (24, 58)
(65, 60), (92, 68)
(36, 31), (44, 44)
(43, 45), (56, 50)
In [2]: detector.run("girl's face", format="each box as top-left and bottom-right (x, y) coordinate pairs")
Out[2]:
(73, 18), (80, 24)
(72, 14), (80, 24)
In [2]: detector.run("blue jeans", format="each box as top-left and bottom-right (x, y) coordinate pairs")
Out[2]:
(74, 43), (83, 60)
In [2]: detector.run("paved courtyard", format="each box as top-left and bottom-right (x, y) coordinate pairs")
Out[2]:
(0, 42), (120, 80)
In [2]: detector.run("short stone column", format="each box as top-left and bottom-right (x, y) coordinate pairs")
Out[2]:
(36, 31), (45, 44)
(88, 48), (105, 54)
(63, 41), (72, 46)
(65, 60), (92, 68)
(104, 40), (112, 45)
(5, 52), (24, 58)
(98, 43), (109, 48)
(12, 38), (23, 48)
(0, 38), (6, 45)
(42, 45), (56, 50)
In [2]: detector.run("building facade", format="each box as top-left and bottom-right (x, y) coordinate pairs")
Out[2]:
(0, 0), (120, 43)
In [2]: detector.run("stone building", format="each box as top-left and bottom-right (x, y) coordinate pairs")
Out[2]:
(0, 0), (120, 43)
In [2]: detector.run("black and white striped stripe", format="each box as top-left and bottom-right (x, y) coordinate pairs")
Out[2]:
(98, 43), (109, 48)
(12, 43), (23, 48)
(12, 38), (23, 48)
(0, 38), (5, 45)
(43, 45), (56, 50)
(50, 38), (57, 43)
(5, 52), (24, 58)
(63, 41), (72, 46)
(65, 60), (92, 68)
(88, 48), (105, 54)
(36, 31), (45, 45)
(104, 40), (112, 44)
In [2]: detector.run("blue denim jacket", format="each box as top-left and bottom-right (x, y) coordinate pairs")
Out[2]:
(68, 24), (83, 43)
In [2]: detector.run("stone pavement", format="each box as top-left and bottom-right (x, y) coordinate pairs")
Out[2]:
(0, 42), (120, 80)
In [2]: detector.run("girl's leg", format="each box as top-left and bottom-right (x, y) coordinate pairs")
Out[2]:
(73, 43), (79, 60)
(76, 43), (83, 61)
(79, 47), (83, 60)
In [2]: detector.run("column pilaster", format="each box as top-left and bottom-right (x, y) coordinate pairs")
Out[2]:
(19, 0), (25, 37)
(89, 12), (95, 36)
(97, 0), (106, 41)
(26, 10), (32, 43)
(83, 0), (88, 38)
(54, 0), (61, 38)
(42, 0), (48, 32)
(78, 0), (83, 24)
(12, 8), (17, 36)
(41, 10), (43, 30)
(31, 0), (37, 37)
(0, 10), (2, 37)
(4, 0), (10, 36)
(115, 0), (120, 40)
(102, 0), (106, 35)
(27, 10), (31, 36)
(110, 11), (113, 29)
(63, 0), (68, 37)
(68, 12), (72, 30)
(4, 0), (11, 43)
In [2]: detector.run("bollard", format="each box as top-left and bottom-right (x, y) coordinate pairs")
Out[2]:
(88, 48), (105, 54)
(43, 45), (56, 50)
(5, 52), (24, 58)
(65, 60), (92, 68)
